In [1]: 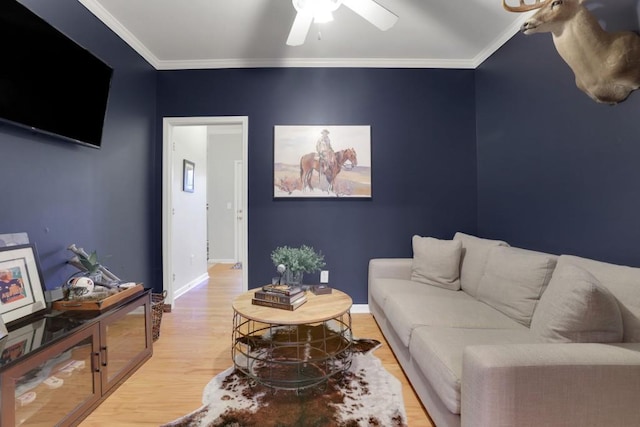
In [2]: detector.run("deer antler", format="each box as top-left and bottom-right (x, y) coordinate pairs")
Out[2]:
(502, 0), (548, 12)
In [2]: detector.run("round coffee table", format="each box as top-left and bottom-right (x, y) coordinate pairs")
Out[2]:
(232, 287), (353, 390)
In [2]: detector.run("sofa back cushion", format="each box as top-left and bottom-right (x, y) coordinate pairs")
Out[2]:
(556, 255), (640, 342)
(476, 246), (557, 327)
(453, 232), (509, 298)
(531, 263), (623, 343)
(411, 236), (462, 291)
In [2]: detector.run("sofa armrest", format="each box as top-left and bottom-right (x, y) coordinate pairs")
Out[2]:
(368, 258), (412, 281)
(462, 343), (640, 427)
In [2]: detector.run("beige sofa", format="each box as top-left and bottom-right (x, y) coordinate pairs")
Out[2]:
(368, 232), (640, 427)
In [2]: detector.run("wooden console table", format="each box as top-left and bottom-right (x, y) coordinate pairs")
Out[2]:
(0, 289), (152, 426)
(232, 288), (352, 390)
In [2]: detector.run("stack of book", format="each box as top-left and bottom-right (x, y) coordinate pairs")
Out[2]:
(252, 284), (307, 310)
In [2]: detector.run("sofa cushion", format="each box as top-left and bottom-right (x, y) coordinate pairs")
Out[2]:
(453, 232), (509, 298)
(409, 326), (538, 414)
(556, 255), (640, 342)
(369, 277), (451, 312)
(531, 264), (623, 343)
(411, 236), (462, 291)
(383, 284), (526, 347)
(476, 246), (557, 327)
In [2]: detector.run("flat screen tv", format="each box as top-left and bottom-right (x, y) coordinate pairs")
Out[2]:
(0, 0), (113, 149)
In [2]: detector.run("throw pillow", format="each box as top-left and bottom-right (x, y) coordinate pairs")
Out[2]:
(531, 264), (623, 343)
(453, 232), (510, 298)
(476, 246), (557, 327)
(411, 235), (462, 291)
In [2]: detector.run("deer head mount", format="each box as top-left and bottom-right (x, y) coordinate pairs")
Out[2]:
(503, 0), (640, 104)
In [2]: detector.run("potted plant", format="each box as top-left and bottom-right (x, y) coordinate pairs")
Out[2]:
(271, 245), (326, 285)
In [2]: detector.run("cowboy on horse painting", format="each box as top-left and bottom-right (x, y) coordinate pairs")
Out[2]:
(273, 125), (371, 198)
(315, 129), (336, 175)
(300, 128), (357, 194)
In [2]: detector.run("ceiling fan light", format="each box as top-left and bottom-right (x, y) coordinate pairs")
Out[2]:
(292, 0), (342, 15)
(313, 10), (334, 23)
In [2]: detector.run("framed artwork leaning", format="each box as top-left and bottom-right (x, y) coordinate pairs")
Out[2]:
(0, 244), (47, 325)
(274, 125), (372, 198)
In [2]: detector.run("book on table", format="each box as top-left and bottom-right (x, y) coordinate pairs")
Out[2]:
(251, 295), (307, 311)
(261, 284), (302, 296)
(254, 288), (305, 304)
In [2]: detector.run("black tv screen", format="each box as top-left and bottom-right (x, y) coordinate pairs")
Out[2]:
(0, 0), (113, 148)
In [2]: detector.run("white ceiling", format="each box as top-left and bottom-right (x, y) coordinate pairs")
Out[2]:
(77, 0), (530, 70)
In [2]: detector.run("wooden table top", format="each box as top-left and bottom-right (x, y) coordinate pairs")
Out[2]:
(232, 287), (352, 324)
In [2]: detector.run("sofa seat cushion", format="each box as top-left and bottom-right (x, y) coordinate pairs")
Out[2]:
(383, 284), (526, 347)
(453, 232), (509, 298)
(555, 255), (640, 342)
(411, 236), (463, 290)
(476, 246), (557, 327)
(409, 326), (538, 414)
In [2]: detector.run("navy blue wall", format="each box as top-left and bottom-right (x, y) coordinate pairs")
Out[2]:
(157, 68), (478, 302)
(476, 2), (640, 267)
(1, 0), (157, 290)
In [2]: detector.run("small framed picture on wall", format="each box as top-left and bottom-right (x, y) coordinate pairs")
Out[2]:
(183, 159), (195, 193)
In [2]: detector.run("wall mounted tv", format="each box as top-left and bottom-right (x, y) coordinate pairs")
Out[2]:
(0, 0), (113, 149)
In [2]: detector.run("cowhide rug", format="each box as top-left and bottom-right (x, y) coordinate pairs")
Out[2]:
(161, 327), (407, 427)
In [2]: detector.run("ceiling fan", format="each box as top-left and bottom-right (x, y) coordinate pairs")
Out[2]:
(287, 0), (398, 46)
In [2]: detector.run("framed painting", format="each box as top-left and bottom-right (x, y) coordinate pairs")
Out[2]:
(0, 244), (47, 325)
(183, 159), (195, 193)
(274, 125), (371, 198)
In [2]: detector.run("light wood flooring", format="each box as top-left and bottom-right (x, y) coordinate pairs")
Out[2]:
(79, 263), (434, 426)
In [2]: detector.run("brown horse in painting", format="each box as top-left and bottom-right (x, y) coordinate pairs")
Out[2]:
(300, 148), (358, 193)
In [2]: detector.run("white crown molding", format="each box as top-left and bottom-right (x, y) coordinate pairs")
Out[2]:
(154, 57), (476, 70)
(472, 12), (533, 68)
(77, 0), (162, 69)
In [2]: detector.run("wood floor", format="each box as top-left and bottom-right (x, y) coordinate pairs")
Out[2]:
(79, 264), (434, 426)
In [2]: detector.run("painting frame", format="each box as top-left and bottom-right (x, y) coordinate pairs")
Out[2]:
(0, 244), (47, 326)
(273, 125), (372, 199)
(183, 159), (195, 193)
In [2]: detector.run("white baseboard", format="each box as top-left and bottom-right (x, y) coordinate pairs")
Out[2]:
(351, 304), (369, 314)
(174, 273), (209, 301)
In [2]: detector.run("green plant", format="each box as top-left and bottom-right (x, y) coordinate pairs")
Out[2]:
(271, 245), (326, 274)
(77, 251), (101, 275)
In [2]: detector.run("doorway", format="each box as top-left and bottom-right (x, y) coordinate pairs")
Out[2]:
(162, 116), (248, 307)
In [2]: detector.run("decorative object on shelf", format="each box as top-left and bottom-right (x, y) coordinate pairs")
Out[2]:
(63, 276), (95, 300)
(67, 244), (121, 287)
(310, 284), (332, 295)
(183, 159), (195, 193)
(270, 245), (326, 286)
(0, 244), (47, 325)
(52, 284), (144, 312)
(274, 125), (371, 198)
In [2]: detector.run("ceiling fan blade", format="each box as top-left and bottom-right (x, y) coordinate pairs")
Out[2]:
(287, 11), (314, 46)
(342, 0), (398, 31)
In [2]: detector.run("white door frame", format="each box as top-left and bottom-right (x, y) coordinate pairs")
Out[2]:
(162, 116), (249, 306)
(233, 160), (243, 263)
